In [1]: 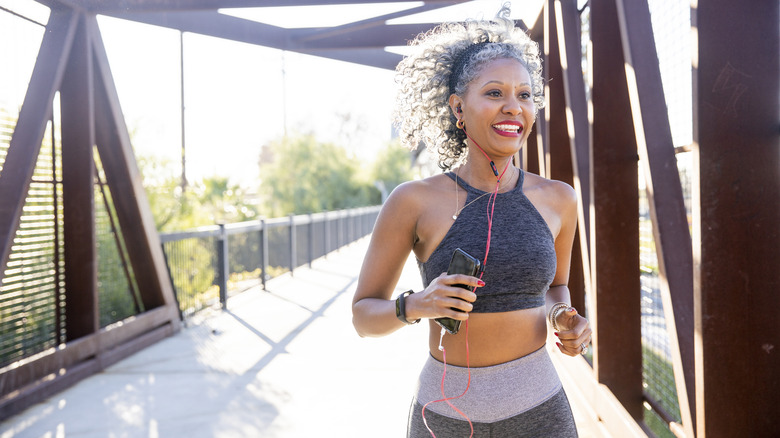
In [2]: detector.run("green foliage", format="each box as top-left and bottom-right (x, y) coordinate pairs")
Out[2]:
(195, 176), (258, 224)
(169, 239), (217, 315)
(259, 135), (381, 217)
(644, 409), (676, 438)
(98, 282), (137, 327)
(137, 156), (259, 231)
(371, 139), (414, 201)
(137, 133), (414, 318)
(138, 155), (200, 231)
(642, 344), (681, 437)
(139, 135), (414, 228)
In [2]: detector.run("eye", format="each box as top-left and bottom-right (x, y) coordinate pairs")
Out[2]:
(486, 90), (502, 98)
(519, 91), (532, 100)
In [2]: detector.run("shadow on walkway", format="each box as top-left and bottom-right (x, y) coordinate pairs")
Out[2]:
(1, 237), (598, 437)
(1, 238), (429, 437)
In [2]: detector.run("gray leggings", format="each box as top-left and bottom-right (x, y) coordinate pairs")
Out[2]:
(407, 347), (578, 438)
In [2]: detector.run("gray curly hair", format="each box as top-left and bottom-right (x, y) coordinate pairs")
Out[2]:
(393, 5), (544, 171)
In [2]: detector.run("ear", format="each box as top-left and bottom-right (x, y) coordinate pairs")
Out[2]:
(448, 94), (463, 117)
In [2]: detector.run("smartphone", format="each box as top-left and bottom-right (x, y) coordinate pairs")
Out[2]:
(435, 248), (481, 335)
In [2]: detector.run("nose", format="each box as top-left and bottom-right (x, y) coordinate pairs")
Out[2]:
(502, 97), (523, 115)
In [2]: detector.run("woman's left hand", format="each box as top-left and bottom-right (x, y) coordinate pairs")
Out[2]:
(554, 307), (592, 357)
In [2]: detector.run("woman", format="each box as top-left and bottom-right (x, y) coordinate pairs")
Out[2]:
(352, 7), (591, 437)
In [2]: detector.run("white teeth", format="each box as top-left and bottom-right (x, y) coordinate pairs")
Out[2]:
(493, 124), (521, 132)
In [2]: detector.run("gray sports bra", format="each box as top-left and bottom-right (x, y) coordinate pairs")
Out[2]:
(417, 170), (557, 313)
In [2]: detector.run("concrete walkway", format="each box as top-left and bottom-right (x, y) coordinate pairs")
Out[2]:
(1, 237), (598, 438)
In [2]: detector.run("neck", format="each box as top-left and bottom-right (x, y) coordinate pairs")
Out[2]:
(459, 153), (515, 192)
(459, 128), (517, 189)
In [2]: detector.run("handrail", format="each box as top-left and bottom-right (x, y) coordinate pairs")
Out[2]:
(159, 206), (381, 317)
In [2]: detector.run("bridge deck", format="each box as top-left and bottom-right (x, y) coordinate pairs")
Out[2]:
(1, 237), (606, 437)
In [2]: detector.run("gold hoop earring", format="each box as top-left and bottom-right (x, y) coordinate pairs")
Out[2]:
(456, 119), (465, 130)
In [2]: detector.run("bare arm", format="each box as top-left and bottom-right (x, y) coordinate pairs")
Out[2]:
(351, 183), (416, 337)
(352, 181), (480, 337)
(542, 182), (592, 356)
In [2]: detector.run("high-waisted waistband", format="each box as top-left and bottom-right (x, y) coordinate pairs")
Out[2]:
(414, 346), (562, 423)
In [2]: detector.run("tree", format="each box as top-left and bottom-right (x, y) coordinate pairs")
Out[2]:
(195, 176), (258, 224)
(259, 135), (380, 216)
(138, 156), (259, 230)
(137, 155), (200, 231)
(371, 140), (414, 202)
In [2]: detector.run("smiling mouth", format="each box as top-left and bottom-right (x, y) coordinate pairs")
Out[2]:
(492, 124), (523, 134)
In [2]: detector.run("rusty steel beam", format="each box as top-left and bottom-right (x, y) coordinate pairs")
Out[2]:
(589, 0), (643, 421)
(0, 306), (176, 419)
(294, 1), (465, 43)
(89, 14), (181, 319)
(290, 23), (449, 49)
(103, 10), (425, 69)
(106, 10), (289, 47)
(544, 0), (585, 314)
(614, 0), (695, 434)
(692, 0), (780, 436)
(1, 9), (181, 418)
(111, 9), (438, 50)
(60, 13), (99, 341)
(297, 48), (401, 70)
(553, 0), (591, 259)
(523, 124), (541, 175)
(37, 0), (458, 13)
(528, 22), (546, 177)
(0, 9), (78, 283)
(532, 115), (547, 177)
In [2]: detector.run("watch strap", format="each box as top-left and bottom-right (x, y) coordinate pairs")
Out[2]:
(395, 290), (420, 324)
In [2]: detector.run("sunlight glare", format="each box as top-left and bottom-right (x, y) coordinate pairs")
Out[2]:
(219, 2), (423, 28)
(0, 0), (50, 25)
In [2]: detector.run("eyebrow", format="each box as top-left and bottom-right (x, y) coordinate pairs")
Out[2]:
(481, 80), (532, 88)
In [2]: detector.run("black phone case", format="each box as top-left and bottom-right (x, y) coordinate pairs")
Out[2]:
(435, 248), (480, 335)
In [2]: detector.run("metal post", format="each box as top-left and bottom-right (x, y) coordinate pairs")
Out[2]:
(260, 218), (268, 290)
(289, 214), (296, 275)
(590, 0), (643, 420)
(693, 0), (780, 435)
(308, 213), (314, 267)
(217, 223), (228, 309)
(544, 0), (586, 313)
(323, 211), (330, 256)
(347, 209), (353, 244)
(179, 30), (187, 191)
(615, 0), (696, 431)
(362, 209), (366, 237)
(60, 13), (98, 340)
(338, 212), (344, 249)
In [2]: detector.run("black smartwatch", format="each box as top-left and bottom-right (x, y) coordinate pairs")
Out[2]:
(395, 290), (420, 325)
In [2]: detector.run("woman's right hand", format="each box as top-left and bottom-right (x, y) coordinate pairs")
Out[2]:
(406, 272), (483, 321)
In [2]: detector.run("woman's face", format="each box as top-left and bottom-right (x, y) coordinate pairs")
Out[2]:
(452, 57), (536, 158)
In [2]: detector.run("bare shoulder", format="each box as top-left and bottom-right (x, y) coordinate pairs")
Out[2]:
(522, 173), (577, 239)
(523, 172), (577, 211)
(378, 173), (452, 224)
(385, 174), (450, 208)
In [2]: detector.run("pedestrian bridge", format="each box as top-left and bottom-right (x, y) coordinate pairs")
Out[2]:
(0, 1), (777, 436)
(1, 237), (637, 437)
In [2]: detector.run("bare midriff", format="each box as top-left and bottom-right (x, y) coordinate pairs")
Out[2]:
(427, 305), (548, 367)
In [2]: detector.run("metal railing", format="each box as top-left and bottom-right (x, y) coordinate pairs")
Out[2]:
(159, 206), (381, 318)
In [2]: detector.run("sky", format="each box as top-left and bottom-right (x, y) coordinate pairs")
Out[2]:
(0, 0), (545, 187)
(95, 16), (394, 187)
(95, 0), (544, 186)
(1, 0), (690, 188)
